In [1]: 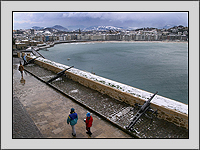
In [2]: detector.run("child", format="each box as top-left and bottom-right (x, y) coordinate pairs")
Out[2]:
(85, 112), (93, 135)
(67, 108), (78, 136)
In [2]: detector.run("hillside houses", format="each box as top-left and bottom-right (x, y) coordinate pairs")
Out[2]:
(13, 26), (188, 50)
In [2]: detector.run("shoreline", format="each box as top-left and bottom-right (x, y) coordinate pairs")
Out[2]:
(33, 40), (187, 51)
(53, 40), (188, 45)
(33, 40), (188, 51)
(36, 42), (188, 106)
(22, 40), (187, 55)
(83, 40), (188, 44)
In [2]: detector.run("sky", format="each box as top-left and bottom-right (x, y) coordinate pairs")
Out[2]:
(13, 12), (188, 30)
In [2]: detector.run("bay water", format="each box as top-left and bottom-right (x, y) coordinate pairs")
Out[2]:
(39, 42), (188, 104)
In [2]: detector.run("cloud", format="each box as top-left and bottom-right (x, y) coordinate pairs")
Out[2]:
(14, 20), (43, 25)
(13, 12), (188, 29)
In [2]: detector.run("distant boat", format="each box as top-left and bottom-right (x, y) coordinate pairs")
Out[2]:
(67, 58), (70, 61)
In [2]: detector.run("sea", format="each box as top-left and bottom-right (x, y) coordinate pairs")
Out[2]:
(39, 42), (188, 104)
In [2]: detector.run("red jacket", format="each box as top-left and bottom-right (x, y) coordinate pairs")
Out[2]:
(85, 116), (93, 127)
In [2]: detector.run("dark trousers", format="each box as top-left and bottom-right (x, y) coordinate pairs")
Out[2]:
(86, 127), (92, 134)
(20, 71), (23, 78)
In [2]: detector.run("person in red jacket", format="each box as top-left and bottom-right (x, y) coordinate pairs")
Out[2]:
(84, 112), (93, 135)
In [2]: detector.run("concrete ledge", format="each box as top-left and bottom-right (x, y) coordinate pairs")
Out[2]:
(23, 67), (139, 138)
(25, 55), (188, 129)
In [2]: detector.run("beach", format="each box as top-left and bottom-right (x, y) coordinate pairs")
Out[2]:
(74, 40), (188, 44)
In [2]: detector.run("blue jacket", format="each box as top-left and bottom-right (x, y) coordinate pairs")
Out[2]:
(67, 112), (78, 126)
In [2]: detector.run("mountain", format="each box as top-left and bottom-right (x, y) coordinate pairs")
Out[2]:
(41, 27), (57, 33)
(52, 25), (68, 31)
(31, 26), (45, 30)
(31, 24), (187, 32)
(67, 25), (86, 31)
(31, 25), (68, 31)
(82, 26), (123, 31)
(162, 24), (176, 29)
(127, 27), (142, 30)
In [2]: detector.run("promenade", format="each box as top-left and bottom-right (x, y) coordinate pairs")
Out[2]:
(13, 56), (188, 139)
(13, 57), (132, 138)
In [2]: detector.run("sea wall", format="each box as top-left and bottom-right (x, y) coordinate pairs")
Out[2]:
(24, 54), (188, 129)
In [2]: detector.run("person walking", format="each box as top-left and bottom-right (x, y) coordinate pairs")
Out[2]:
(84, 112), (93, 136)
(18, 62), (24, 78)
(67, 108), (78, 136)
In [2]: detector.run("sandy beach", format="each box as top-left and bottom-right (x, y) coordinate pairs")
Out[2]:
(49, 40), (188, 48)
(82, 40), (188, 44)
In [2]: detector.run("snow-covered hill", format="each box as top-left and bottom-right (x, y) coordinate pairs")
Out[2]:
(52, 25), (68, 31)
(83, 26), (123, 31)
(31, 25), (68, 31)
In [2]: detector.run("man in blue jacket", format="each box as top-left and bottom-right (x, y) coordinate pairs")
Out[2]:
(67, 108), (78, 136)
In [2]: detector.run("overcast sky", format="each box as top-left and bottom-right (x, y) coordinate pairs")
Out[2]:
(13, 12), (188, 30)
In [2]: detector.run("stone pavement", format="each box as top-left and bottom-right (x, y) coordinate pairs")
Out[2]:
(13, 57), (132, 138)
(13, 96), (43, 138)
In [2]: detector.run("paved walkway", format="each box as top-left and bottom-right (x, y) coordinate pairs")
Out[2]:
(13, 57), (132, 138)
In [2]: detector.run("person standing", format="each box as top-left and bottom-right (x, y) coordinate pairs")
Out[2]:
(84, 112), (93, 136)
(18, 62), (24, 78)
(67, 108), (78, 136)
(23, 54), (27, 65)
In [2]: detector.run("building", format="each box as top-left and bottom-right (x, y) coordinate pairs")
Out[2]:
(15, 43), (26, 50)
(106, 34), (121, 41)
(31, 29), (35, 35)
(91, 34), (104, 41)
(13, 26), (188, 43)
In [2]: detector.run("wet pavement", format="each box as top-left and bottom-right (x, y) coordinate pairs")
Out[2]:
(13, 57), (132, 138)
(13, 57), (188, 138)
(13, 96), (43, 138)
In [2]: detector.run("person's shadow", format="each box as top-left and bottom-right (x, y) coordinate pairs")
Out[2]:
(20, 77), (26, 85)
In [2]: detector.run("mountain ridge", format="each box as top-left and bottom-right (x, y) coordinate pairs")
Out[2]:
(31, 24), (186, 32)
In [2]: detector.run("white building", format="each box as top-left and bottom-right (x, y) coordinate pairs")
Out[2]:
(91, 34), (104, 41)
(82, 34), (91, 40)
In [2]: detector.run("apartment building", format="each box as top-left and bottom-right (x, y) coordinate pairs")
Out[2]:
(13, 26), (188, 49)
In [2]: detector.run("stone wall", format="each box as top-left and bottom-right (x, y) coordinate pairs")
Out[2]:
(25, 55), (188, 129)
